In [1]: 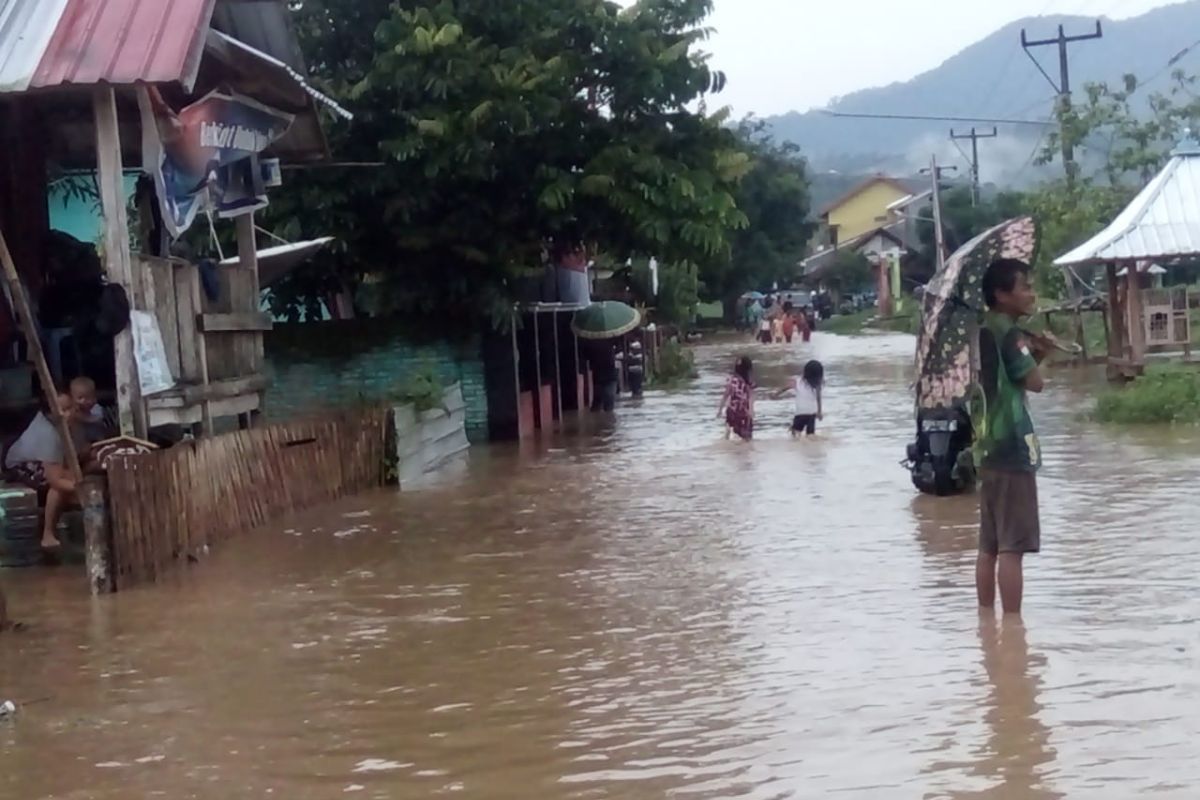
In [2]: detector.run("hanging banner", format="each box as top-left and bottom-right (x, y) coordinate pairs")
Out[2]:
(138, 86), (294, 238)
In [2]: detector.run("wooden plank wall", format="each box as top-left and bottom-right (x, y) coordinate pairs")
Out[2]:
(141, 256), (207, 384)
(105, 406), (389, 590)
(203, 267), (261, 381)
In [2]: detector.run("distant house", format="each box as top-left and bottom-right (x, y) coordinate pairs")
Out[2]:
(797, 176), (934, 316)
(813, 176), (927, 249)
(800, 176), (929, 286)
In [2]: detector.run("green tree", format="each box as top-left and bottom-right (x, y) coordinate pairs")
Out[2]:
(914, 187), (1026, 287)
(268, 0), (749, 327)
(710, 119), (814, 316)
(825, 250), (874, 295)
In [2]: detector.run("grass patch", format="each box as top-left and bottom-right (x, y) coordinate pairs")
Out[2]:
(822, 300), (920, 336)
(1093, 365), (1200, 424)
(651, 338), (699, 389)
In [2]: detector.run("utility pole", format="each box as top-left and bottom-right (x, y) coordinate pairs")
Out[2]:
(1021, 22), (1103, 188)
(922, 156), (957, 273)
(950, 127), (997, 206)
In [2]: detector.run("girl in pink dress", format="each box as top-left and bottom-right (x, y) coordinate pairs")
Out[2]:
(717, 357), (755, 440)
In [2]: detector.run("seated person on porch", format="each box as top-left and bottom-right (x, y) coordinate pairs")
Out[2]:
(70, 376), (113, 447)
(4, 391), (78, 550)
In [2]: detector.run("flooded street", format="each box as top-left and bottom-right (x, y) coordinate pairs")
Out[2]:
(2, 332), (1199, 799)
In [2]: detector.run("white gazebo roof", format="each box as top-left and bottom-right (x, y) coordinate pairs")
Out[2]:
(1056, 139), (1200, 266)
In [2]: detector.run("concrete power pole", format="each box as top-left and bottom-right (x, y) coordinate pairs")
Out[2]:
(950, 127), (997, 206)
(1021, 22), (1103, 188)
(922, 156), (957, 273)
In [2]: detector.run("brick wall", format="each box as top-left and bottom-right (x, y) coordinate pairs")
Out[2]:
(263, 319), (489, 442)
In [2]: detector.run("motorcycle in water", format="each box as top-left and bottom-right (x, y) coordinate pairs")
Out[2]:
(904, 282), (981, 497)
(906, 403), (976, 496)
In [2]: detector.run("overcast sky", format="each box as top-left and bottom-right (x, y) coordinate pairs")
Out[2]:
(699, 0), (1182, 116)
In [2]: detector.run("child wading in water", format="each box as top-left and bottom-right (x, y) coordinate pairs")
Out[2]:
(718, 357), (756, 440)
(774, 360), (824, 436)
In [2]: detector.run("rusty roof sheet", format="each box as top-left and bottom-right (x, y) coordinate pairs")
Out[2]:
(1056, 140), (1200, 265)
(0, 0), (215, 94)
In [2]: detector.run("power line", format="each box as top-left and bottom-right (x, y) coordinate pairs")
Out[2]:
(950, 127), (998, 206)
(1021, 21), (1105, 188)
(821, 110), (1052, 126)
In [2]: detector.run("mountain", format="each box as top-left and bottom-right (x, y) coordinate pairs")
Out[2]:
(763, 1), (1200, 187)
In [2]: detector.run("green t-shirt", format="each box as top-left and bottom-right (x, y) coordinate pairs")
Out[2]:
(975, 313), (1041, 472)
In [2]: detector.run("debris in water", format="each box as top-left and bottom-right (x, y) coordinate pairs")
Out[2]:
(352, 758), (412, 773)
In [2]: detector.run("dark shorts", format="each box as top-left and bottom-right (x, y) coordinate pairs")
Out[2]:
(792, 414), (816, 435)
(979, 469), (1041, 555)
(5, 462), (48, 492)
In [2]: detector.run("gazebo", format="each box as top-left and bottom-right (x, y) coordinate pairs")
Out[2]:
(1055, 138), (1199, 378)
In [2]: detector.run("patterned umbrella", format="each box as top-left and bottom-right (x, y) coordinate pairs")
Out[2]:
(915, 216), (1039, 411)
(571, 301), (642, 340)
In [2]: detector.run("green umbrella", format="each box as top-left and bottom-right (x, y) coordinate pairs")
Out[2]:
(571, 301), (642, 340)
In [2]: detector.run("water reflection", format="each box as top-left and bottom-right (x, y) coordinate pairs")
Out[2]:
(965, 616), (1060, 799)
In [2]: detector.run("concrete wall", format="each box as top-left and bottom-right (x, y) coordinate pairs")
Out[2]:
(263, 319), (489, 442)
(393, 383), (470, 489)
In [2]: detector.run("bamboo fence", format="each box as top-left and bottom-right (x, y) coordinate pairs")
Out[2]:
(105, 407), (388, 589)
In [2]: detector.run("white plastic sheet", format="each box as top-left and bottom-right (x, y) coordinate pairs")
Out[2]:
(129, 310), (175, 396)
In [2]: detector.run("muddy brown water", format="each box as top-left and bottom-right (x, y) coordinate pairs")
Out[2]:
(2, 332), (1199, 799)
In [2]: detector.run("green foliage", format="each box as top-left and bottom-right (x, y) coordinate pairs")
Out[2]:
(1020, 180), (1135, 298)
(390, 363), (446, 412)
(1025, 71), (1198, 297)
(825, 250), (874, 295)
(707, 119), (814, 305)
(1094, 366), (1200, 424)
(916, 187), (1026, 279)
(270, 0), (751, 326)
(1044, 71), (1200, 186)
(651, 338), (698, 388)
(915, 183), (1131, 301)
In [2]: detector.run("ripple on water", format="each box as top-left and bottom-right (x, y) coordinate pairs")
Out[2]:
(2, 333), (1199, 799)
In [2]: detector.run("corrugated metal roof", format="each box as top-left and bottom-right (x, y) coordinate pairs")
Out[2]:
(1056, 142), (1200, 265)
(0, 0), (71, 92)
(211, 0), (305, 72)
(206, 29), (351, 120)
(0, 0), (215, 94)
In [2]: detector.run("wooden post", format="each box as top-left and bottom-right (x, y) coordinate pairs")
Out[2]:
(79, 477), (114, 595)
(0, 228), (83, 483)
(1100, 307), (1111, 358)
(574, 326), (584, 414)
(1074, 307), (1089, 361)
(236, 213), (263, 427)
(552, 310), (563, 421)
(510, 309), (522, 435)
(94, 87), (147, 438)
(1106, 263), (1123, 360)
(532, 310), (543, 429)
(1126, 268), (1147, 366)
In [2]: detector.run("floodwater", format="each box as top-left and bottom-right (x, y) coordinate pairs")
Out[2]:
(2, 332), (1199, 799)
